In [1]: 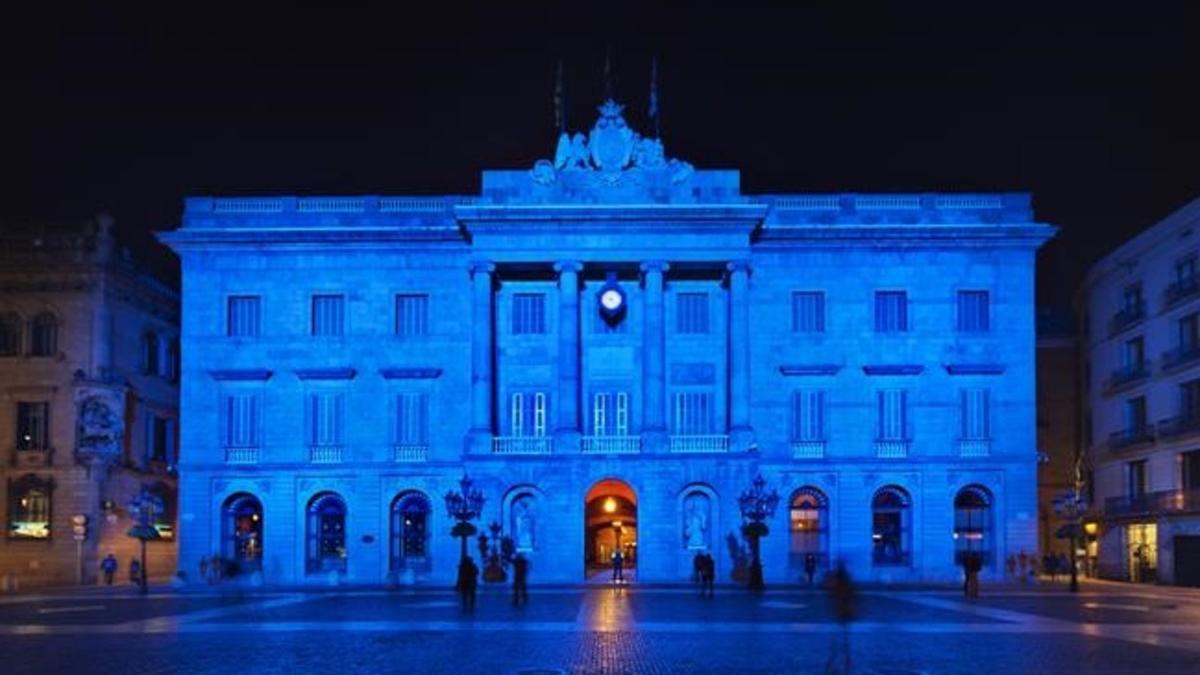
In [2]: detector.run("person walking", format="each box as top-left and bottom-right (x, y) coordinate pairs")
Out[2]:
(457, 557), (479, 611)
(966, 551), (982, 599)
(100, 554), (118, 586)
(825, 561), (857, 674)
(512, 553), (529, 606)
(129, 558), (142, 587)
(701, 552), (715, 597)
(804, 553), (818, 587)
(611, 549), (624, 583)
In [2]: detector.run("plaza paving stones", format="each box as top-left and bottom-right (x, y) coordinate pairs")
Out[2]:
(0, 581), (1199, 673)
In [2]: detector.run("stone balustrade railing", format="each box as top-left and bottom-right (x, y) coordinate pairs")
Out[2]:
(668, 435), (729, 453)
(492, 436), (554, 455)
(580, 436), (641, 454)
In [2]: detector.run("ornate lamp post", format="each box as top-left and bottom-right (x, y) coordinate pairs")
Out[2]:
(738, 474), (780, 591)
(444, 474), (485, 564)
(1052, 487), (1087, 593)
(126, 486), (163, 595)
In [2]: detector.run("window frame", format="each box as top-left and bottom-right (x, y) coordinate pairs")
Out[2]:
(226, 295), (262, 338)
(873, 290), (909, 333)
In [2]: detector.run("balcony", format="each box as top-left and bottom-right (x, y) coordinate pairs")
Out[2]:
(1105, 488), (1200, 518)
(1157, 414), (1200, 441)
(790, 440), (826, 459)
(392, 444), (429, 462)
(1164, 278), (1200, 309)
(1108, 303), (1146, 337)
(874, 439), (910, 458)
(669, 435), (729, 453)
(1103, 361), (1152, 395)
(224, 446), (259, 464)
(11, 446), (53, 468)
(1161, 345), (1200, 373)
(580, 436), (641, 454)
(492, 436), (553, 455)
(957, 438), (991, 457)
(1107, 425), (1155, 452)
(309, 445), (343, 463)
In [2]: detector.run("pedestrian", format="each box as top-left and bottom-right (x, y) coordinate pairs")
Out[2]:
(129, 558), (142, 587)
(1017, 550), (1029, 582)
(825, 561), (856, 674)
(1006, 554), (1016, 581)
(611, 549), (624, 583)
(100, 554), (118, 586)
(692, 550), (704, 588)
(804, 552), (817, 587)
(966, 551), (982, 599)
(701, 552), (715, 597)
(960, 554), (971, 598)
(512, 553), (529, 606)
(457, 557), (479, 611)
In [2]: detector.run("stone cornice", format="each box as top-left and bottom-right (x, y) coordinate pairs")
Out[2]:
(862, 365), (925, 376)
(944, 363), (1007, 375)
(379, 367), (443, 380)
(294, 368), (357, 381)
(779, 364), (842, 376)
(209, 369), (273, 381)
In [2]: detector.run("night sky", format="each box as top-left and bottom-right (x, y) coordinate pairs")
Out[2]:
(3, 3), (1198, 305)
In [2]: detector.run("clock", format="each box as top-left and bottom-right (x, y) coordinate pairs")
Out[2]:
(598, 272), (626, 324)
(600, 289), (624, 312)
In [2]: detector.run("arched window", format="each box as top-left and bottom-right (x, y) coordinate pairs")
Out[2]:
(29, 312), (57, 357)
(872, 486), (911, 566)
(954, 485), (993, 567)
(222, 493), (263, 568)
(306, 492), (347, 574)
(789, 487), (829, 566)
(143, 332), (160, 375)
(390, 491), (431, 572)
(0, 312), (21, 356)
(7, 474), (53, 539)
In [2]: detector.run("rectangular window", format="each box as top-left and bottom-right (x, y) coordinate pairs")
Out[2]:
(395, 294), (429, 337)
(1128, 459), (1147, 497)
(307, 392), (344, 445)
(956, 290), (990, 332)
(1122, 283), (1144, 314)
(591, 392), (630, 436)
(150, 415), (169, 462)
(15, 402), (49, 450)
(1125, 396), (1148, 433)
(1176, 255), (1197, 286)
(226, 296), (261, 337)
(876, 390), (908, 440)
(512, 293), (546, 335)
(960, 389), (990, 439)
(1178, 313), (1199, 351)
(874, 291), (908, 332)
(791, 390), (826, 441)
(673, 391), (713, 435)
(509, 392), (549, 437)
(1181, 379), (1200, 419)
(1123, 336), (1145, 368)
(223, 394), (259, 447)
(1183, 450), (1200, 491)
(394, 393), (429, 445)
(791, 292), (826, 333)
(311, 295), (345, 337)
(676, 293), (710, 334)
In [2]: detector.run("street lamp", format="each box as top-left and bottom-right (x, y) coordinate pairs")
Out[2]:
(738, 474), (780, 591)
(126, 486), (163, 595)
(1052, 488), (1088, 593)
(444, 473), (485, 564)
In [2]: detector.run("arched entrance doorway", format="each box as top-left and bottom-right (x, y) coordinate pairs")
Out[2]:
(222, 493), (263, 571)
(585, 479), (637, 580)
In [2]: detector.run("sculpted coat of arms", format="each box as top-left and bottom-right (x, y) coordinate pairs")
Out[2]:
(76, 393), (123, 461)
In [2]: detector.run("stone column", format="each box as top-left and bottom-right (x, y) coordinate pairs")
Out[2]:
(727, 260), (754, 449)
(641, 262), (669, 451)
(554, 261), (583, 451)
(468, 261), (495, 454)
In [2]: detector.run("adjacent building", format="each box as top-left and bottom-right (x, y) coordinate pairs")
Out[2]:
(161, 99), (1055, 585)
(1035, 308), (1079, 558)
(0, 216), (180, 587)
(1079, 197), (1200, 586)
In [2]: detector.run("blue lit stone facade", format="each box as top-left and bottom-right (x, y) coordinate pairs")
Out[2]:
(161, 102), (1055, 585)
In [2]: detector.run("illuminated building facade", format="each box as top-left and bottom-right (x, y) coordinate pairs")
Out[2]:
(162, 100), (1055, 585)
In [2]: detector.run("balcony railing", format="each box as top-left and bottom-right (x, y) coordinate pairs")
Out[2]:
(1107, 426), (1155, 452)
(309, 445), (343, 463)
(11, 447), (53, 468)
(874, 439), (910, 458)
(958, 438), (991, 457)
(1105, 488), (1200, 518)
(1108, 303), (1147, 336)
(669, 435), (729, 453)
(392, 444), (429, 462)
(1157, 414), (1200, 441)
(1161, 345), (1200, 373)
(790, 440), (826, 459)
(1104, 361), (1152, 394)
(492, 436), (553, 455)
(225, 446), (259, 464)
(1164, 278), (1200, 308)
(580, 436), (641, 454)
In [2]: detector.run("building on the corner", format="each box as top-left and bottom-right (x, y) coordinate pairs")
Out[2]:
(160, 99), (1055, 586)
(1035, 308), (1080, 559)
(1078, 197), (1200, 587)
(0, 215), (180, 588)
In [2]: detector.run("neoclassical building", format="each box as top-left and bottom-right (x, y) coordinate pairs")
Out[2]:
(162, 100), (1055, 585)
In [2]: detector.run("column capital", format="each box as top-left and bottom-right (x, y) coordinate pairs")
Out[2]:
(639, 261), (670, 274)
(469, 261), (496, 276)
(725, 260), (752, 274)
(553, 261), (584, 275)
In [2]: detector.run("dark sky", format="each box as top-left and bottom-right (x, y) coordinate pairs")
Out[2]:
(3, 3), (1198, 305)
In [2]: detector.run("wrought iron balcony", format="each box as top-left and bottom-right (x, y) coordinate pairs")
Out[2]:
(669, 435), (729, 453)
(11, 446), (53, 468)
(957, 438), (991, 457)
(874, 439), (910, 458)
(790, 440), (826, 459)
(1157, 414), (1200, 441)
(224, 446), (259, 464)
(1107, 425), (1155, 452)
(1164, 277), (1200, 309)
(1105, 488), (1200, 518)
(1161, 345), (1200, 373)
(309, 445), (343, 463)
(492, 436), (553, 455)
(1107, 303), (1146, 336)
(1103, 361), (1152, 395)
(392, 444), (429, 462)
(580, 435), (641, 454)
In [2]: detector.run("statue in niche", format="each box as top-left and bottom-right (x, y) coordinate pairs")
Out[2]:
(512, 496), (535, 552)
(684, 493), (709, 550)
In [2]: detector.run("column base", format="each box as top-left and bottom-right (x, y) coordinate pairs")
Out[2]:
(730, 426), (756, 453)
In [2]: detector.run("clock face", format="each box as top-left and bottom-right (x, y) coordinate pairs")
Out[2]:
(600, 289), (624, 311)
